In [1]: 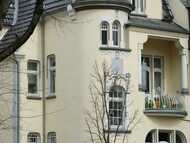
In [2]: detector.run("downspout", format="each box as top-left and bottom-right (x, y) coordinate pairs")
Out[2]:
(10, 56), (20, 143)
(41, 17), (46, 143)
(188, 7), (190, 50)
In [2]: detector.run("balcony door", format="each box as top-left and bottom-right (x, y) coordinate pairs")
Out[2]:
(142, 55), (164, 96)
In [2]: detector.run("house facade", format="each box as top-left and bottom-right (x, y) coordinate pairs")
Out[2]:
(0, 0), (190, 143)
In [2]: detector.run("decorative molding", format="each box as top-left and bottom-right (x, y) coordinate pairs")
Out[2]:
(46, 95), (56, 99)
(27, 96), (42, 100)
(104, 129), (132, 134)
(73, 0), (134, 12)
(99, 47), (132, 52)
(181, 88), (189, 95)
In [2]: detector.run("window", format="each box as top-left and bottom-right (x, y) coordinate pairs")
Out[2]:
(48, 55), (56, 95)
(48, 132), (56, 143)
(112, 21), (120, 47)
(142, 56), (164, 95)
(27, 61), (39, 95)
(27, 132), (40, 143)
(132, 0), (146, 14)
(109, 86), (125, 126)
(101, 21), (109, 46)
(145, 130), (187, 143)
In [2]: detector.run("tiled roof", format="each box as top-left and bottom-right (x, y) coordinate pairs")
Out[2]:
(126, 17), (189, 34)
(0, 0), (43, 61)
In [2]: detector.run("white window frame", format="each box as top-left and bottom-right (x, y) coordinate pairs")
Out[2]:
(131, 0), (146, 15)
(108, 86), (126, 129)
(27, 132), (40, 143)
(101, 21), (109, 47)
(27, 60), (40, 96)
(142, 55), (164, 96)
(47, 132), (56, 143)
(112, 21), (121, 47)
(48, 55), (56, 96)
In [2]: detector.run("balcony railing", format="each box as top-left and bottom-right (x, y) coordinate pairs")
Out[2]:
(144, 95), (187, 117)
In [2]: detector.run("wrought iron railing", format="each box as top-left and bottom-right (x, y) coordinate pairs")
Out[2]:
(144, 95), (186, 115)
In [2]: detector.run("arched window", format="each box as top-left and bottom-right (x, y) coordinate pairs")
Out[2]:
(145, 130), (187, 143)
(27, 132), (40, 143)
(48, 132), (57, 143)
(112, 21), (121, 46)
(109, 86), (125, 126)
(101, 21), (109, 46)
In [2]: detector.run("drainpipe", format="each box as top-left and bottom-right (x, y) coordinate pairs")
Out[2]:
(41, 17), (46, 143)
(10, 56), (20, 143)
(188, 7), (190, 50)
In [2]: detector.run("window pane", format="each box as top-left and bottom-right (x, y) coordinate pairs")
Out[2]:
(49, 56), (56, 67)
(28, 74), (37, 94)
(48, 132), (56, 143)
(50, 70), (56, 93)
(113, 31), (118, 46)
(102, 30), (108, 45)
(159, 132), (170, 142)
(142, 57), (150, 93)
(28, 133), (40, 143)
(28, 62), (37, 71)
(154, 58), (161, 69)
(154, 72), (161, 95)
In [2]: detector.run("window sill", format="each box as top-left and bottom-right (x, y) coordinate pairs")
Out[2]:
(27, 95), (42, 100)
(130, 12), (147, 17)
(99, 47), (132, 52)
(46, 95), (56, 99)
(104, 129), (131, 134)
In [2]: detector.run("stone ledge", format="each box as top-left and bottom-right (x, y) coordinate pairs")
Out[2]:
(99, 47), (132, 52)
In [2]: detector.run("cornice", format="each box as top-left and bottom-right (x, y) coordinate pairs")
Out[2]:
(73, 0), (134, 12)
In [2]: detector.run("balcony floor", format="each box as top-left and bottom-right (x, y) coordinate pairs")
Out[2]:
(144, 109), (187, 118)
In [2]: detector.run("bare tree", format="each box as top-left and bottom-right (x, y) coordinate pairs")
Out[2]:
(85, 61), (140, 143)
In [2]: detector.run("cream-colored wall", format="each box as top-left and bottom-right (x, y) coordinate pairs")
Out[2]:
(169, 0), (189, 30)
(146, 0), (162, 19)
(43, 8), (190, 143)
(0, 58), (15, 143)
(16, 25), (43, 143)
(44, 9), (131, 143)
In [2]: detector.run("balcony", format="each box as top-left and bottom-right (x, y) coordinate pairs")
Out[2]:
(144, 95), (187, 118)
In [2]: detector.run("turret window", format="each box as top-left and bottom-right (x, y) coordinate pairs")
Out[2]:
(112, 21), (121, 47)
(101, 21), (109, 46)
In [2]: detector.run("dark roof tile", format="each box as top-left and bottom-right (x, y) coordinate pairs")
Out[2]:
(126, 17), (189, 34)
